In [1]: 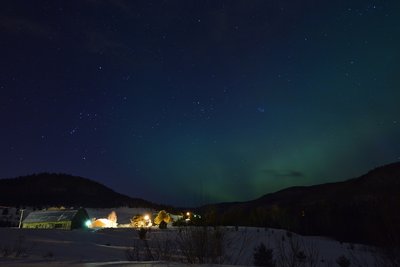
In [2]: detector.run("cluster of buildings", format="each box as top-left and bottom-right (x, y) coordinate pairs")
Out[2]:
(8, 207), (196, 230)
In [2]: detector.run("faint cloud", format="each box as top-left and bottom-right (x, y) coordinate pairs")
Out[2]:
(261, 169), (304, 179)
(85, 30), (132, 57)
(85, 0), (133, 14)
(0, 12), (131, 59)
(0, 16), (51, 36)
(257, 107), (265, 113)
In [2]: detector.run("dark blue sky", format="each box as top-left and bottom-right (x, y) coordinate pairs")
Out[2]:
(1, 0), (399, 206)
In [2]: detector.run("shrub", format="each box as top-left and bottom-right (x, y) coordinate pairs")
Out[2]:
(43, 251), (54, 258)
(159, 221), (167, 229)
(253, 242), (275, 267)
(175, 226), (227, 264)
(336, 255), (351, 267)
(1, 235), (31, 258)
(296, 250), (307, 262)
(138, 228), (147, 240)
(172, 218), (187, 226)
(286, 231), (293, 238)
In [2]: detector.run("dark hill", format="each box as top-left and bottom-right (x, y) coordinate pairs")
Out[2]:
(198, 162), (400, 245)
(0, 173), (161, 209)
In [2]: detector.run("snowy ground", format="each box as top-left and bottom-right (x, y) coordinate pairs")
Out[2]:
(0, 207), (388, 266)
(0, 225), (379, 266)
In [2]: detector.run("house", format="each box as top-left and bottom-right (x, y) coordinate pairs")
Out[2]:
(22, 208), (89, 230)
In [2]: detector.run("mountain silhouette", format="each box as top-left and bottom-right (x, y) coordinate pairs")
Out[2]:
(0, 173), (161, 209)
(198, 162), (400, 245)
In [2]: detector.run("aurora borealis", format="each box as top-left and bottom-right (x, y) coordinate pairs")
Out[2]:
(1, 1), (399, 206)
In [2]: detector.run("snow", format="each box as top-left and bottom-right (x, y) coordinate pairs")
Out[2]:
(0, 226), (379, 266)
(0, 208), (383, 266)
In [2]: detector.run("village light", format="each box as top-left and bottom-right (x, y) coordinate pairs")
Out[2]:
(85, 220), (92, 228)
(144, 214), (150, 221)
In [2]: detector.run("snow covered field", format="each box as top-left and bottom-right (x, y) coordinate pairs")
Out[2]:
(1, 207), (394, 266)
(0, 225), (380, 266)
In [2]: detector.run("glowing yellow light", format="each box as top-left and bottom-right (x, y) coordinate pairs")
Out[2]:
(186, 212), (190, 216)
(144, 214), (150, 221)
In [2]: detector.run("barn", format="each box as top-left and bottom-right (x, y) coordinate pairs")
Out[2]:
(22, 208), (89, 230)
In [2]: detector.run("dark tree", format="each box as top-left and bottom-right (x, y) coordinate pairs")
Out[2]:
(159, 221), (167, 229)
(336, 255), (351, 267)
(253, 242), (275, 267)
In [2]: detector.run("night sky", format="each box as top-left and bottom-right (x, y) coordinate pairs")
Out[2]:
(1, 1), (399, 206)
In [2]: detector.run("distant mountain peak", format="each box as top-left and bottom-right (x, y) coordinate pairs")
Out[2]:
(0, 173), (160, 209)
(197, 161), (400, 245)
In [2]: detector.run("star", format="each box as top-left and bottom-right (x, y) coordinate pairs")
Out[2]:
(69, 127), (78, 135)
(1, 0), (398, 207)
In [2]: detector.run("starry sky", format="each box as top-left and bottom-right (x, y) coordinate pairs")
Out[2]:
(1, 1), (399, 206)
